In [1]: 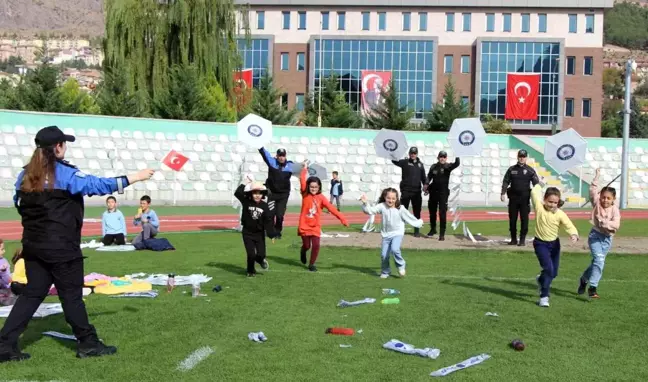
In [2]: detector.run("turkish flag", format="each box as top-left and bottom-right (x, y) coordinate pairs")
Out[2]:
(505, 73), (540, 120)
(233, 69), (253, 111)
(162, 150), (189, 171)
(361, 71), (392, 115)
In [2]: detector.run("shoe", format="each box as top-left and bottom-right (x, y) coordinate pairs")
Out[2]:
(439, 235), (445, 241)
(261, 259), (269, 270)
(379, 273), (390, 279)
(76, 339), (117, 359)
(517, 240), (525, 247)
(508, 239), (518, 246)
(398, 269), (406, 277)
(538, 297), (550, 307)
(308, 264), (317, 272)
(413, 228), (421, 238)
(247, 272), (256, 277)
(300, 249), (307, 265)
(578, 278), (587, 295)
(427, 230), (437, 237)
(588, 287), (599, 299)
(0, 349), (30, 363)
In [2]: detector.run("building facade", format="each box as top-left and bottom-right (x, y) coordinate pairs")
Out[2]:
(234, 0), (613, 137)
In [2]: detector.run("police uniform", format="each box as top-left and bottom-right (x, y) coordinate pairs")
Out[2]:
(501, 150), (539, 246)
(392, 147), (428, 237)
(0, 126), (131, 362)
(259, 147), (294, 238)
(426, 152), (460, 240)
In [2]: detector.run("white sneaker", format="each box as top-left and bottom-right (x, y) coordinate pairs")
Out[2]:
(398, 269), (406, 277)
(380, 273), (390, 279)
(538, 297), (550, 307)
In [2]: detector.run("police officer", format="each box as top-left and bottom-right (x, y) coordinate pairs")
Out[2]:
(0, 126), (154, 363)
(392, 147), (428, 237)
(259, 147), (294, 239)
(501, 149), (539, 246)
(425, 151), (460, 241)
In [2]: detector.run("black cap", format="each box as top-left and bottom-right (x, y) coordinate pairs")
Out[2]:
(35, 126), (75, 148)
(409, 147), (418, 154)
(276, 148), (287, 156)
(517, 149), (528, 158)
(438, 151), (448, 158)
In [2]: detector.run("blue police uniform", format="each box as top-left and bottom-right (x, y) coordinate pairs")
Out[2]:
(259, 147), (294, 237)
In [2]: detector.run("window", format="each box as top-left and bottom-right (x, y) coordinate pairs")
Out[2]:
(321, 12), (329, 30)
(403, 12), (411, 31)
(565, 98), (574, 117)
(584, 57), (593, 75)
(446, 12), (455, 31)
(582, 98), (592, 117)
(566, 56), (576, 75)
(444, 55), (453, 74)
(282, 11), (290, 30)
(236, 38), (271, 88)
(586, 14), (594, 33)
(521, 13), (530, 33)
(538, 14), (547, 33)
(280, 53), (289, 71)
(461, 96), (470, 107)
(568, 14), (577, 33)
(296, 52), (305, 71)
(462, 13), (471, 31)
(298, 11), (306, 30)
(461, 55), (470, 73)
(362, 12), (370, 30)
(256, 11), (265, 30)
(419, 12), (428, 31)
(337, 12), (345, 30)
(296, 94), (305, 111)
(503, 13), (511, 32)
(486, 13), (495, 32)
(280, 93), (288, 109)
(378, 12), (386, 31)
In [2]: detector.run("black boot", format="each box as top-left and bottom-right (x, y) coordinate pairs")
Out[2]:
(300, 249), (307, 265)
(0, 346), (30, 363)
(439, 233), (445, 241)
(517, 236), (526, 246)
(414, 228), (421, 238)
(508, 234), (518, 245)
(76, 337), (117, 359)
(427, 228), (437, 237)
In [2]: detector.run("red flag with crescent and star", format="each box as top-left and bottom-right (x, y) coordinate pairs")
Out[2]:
(233, 69), (253, 112)
(361, 71), (392, 115)
(162, 150), (189, 172)
(505, 73), (540, 120)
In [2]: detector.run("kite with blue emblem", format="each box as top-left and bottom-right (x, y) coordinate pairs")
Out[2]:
(373, 129), (408, 160)
(543, 128), (587, 174)
(237, 113), (273, 149)
(447, 118), (486, 157)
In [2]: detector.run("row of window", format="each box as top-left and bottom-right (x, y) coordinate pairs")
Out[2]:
(565, 98), (592, 118)
(280, 93), (305, 111)
(567, 56), (594, 76)
(280, 52), (306, 71)
(444, 55), (471, 74)
(255, 11), (595, 34)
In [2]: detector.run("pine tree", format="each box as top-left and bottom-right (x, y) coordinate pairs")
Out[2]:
(629, 96), (648, 138)
(426, 77), (471, 131)
(245, 72), (297, 125)
(364, 78), (413, 130)
(94, 68), (151, 117)
(303, 75), (362, 128)
(58, 78), (101, 115)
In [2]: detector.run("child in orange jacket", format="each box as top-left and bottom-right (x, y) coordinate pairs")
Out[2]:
(298, 161), (349, 272)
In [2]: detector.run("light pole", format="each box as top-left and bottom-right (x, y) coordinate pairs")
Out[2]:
(317, 20), (323, 127)
(620, 58), (637, 209)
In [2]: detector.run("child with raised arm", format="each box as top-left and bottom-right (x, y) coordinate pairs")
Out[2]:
(578, 168), (621, 298)
(360, 188), (424, 278)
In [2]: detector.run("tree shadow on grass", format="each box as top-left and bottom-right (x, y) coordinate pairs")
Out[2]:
(440, 280), (534, 304)
(206, 262), (247, 276)
(331, 263), (377, 276)
(493, 278), (584, 302)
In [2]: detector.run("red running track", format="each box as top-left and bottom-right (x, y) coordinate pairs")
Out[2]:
(0, 209), (647, 241)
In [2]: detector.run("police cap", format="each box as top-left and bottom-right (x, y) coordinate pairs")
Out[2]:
(35, 126), (76, 148)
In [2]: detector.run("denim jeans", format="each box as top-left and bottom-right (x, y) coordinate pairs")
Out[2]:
(533, 238), (561, 298)
(380, 235), (405, 275)
(581, 228), (613, 287)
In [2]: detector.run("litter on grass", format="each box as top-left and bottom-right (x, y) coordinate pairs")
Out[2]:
(337, 298), (376, 308)
(383, 339), (440, 359)
(485, 312), (499, 317)
(177, 346), (214, 372)
(430, 353), (491, 377)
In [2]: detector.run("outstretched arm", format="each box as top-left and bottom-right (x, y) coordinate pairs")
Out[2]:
(322, 197), (349, 226)
(449, 157), (460, 171)
(259, 148), (278, 169)
(65, 167), (154, 197)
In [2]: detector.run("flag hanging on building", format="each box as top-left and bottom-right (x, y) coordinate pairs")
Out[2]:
(233, 69), (253, 112)
(162, 150), (189, 172)
(361, 71), (391, 115)
(504, 73), (540, 120)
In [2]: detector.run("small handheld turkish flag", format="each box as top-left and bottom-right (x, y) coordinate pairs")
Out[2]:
(162, 150), (189, 171)
(505, 73), (540, 120)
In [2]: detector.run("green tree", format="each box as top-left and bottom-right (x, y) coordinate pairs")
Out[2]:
(194, 79), (237, 123)
(245, 72), (297, 125)
(94, 68), (151, 117)
(103, 0), (246, 104)
(426, 77), (471, 131)
(601, 115), (622, 138)
(58, 78), (101, 115)
(364, 78), (413, 130)
(629, 96), (648, 138)
(302, 75), (362, 128)
(604, 2), (648, 49)
(16, 64), (62, 112)
(0, 79), (20, 109)
(482, 114), (512, 134)
(634, 81), (648, 97)
(602, 68), (624, 99)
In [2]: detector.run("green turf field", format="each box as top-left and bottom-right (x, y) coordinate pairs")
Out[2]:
(1, 224), (647, 381)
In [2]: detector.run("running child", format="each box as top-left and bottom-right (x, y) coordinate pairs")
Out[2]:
(234, 175), (277, 277)
(298, 161), (349, 272)
(578, 168), (620, 298)
(531, 183), (579, 308)
(360, 188), (424, 278)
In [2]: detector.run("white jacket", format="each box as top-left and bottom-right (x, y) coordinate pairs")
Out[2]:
(361, 203), (424, 238)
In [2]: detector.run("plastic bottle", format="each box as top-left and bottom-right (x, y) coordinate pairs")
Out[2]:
(325, 327), (354, 336)
(166, 273), (175, 293)
(382, 288), (400, 295)
(191, 282), (200, 298)
(381, 297), (400, 304)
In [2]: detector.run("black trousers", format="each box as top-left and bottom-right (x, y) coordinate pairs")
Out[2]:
(400, 191), (422, 219)
(268, 193), (289, 234)
(101, 233), (125, 246)
(242, 234), (267, 274)
(0, 256), (96, 351)
(428, 190), (450, 235)
(508, 196), (531, 239)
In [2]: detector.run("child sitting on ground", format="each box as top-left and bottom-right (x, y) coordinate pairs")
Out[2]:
(132, 195), (160, 245)
(101, 196), (127, 246)
(10, 248), (26, 296)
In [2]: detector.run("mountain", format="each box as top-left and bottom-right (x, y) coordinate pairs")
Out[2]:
(0, 0), (105, 37)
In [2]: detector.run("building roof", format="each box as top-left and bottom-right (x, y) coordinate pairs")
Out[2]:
(234, 0), (614, 8)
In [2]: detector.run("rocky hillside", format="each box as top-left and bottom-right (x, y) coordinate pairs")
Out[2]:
(0, 0), (104, 37)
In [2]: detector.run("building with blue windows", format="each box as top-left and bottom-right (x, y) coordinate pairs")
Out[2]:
(234, 0), (613, 137)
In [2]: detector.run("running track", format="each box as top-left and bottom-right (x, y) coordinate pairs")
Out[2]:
(1, 209), (647, 241)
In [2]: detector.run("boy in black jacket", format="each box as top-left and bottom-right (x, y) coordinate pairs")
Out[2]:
(329, 171), (344, 211)
(234, 176), (278, 277)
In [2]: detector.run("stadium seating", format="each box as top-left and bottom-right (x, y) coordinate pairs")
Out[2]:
(2, 110), (648, 207)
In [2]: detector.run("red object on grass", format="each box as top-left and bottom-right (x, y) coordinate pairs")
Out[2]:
(325, 327), (354, 336)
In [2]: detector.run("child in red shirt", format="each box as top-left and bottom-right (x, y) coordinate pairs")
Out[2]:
(298, 161), (349, 272)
